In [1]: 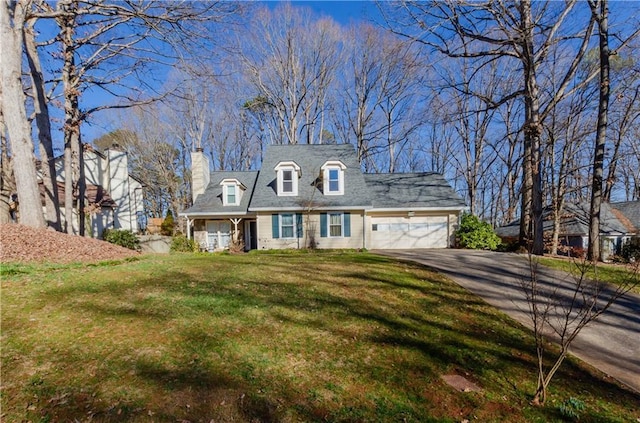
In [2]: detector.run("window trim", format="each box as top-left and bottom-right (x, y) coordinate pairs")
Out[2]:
(220, 178), (244, 206)
(280, 213), (296, 239)
(328, 212), (343, 238)
(275, 161), (301, 196)
(321, 161), (346, 196)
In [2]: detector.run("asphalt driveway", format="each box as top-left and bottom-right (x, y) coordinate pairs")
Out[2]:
(375, 249), (640, 394)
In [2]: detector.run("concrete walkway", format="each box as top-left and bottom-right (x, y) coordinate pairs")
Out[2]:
(375, 249), (640, 394)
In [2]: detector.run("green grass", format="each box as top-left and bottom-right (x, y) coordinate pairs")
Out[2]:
(2, 251), (639, 422)
(538, 256), (640, 295)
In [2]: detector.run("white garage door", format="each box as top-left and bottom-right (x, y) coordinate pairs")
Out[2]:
(370, 216), (449, 249)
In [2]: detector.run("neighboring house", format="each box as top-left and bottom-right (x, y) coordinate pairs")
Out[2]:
(496, 202), (639, 261)
(180, 144), (466, 251)
(49, 144), (145, 238)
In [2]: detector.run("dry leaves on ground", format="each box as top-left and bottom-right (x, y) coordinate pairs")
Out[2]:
(0, 223), (139, 264)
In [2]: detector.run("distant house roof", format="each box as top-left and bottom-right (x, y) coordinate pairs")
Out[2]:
(496, 202), (635, 239)
(39, 181), (116, 209)
(182, 171), (259, 216)
(249, 144), (373, 211)
(612, 201), (640, 232)
(364, 173), (466, 210)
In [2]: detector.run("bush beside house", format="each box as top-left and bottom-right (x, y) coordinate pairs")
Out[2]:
(456, 213), (502, 251)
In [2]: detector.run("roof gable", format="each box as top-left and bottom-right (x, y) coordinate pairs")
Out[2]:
(250, 144), (372, 210)
(183, 171), (259, 215)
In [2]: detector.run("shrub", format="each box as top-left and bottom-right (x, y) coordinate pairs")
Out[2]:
(160, 210), (175, 236)
(103, 229), (140, 251)
(558, 397), (586, 421)
(621, 237), (640, 263)
(455, 213), (502, 251)
(170, 235), (199, 253)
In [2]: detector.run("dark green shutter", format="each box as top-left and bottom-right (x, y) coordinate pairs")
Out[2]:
(344, 212), (351, 237)
(320, 213), (327, 238)
(296, 213), (303, 238)
(272, 214), (279, 238)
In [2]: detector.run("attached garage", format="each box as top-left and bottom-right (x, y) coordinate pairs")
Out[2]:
(369, 215), (450, 249)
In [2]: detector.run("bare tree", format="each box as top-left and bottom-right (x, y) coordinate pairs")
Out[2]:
(241, 4), (340, 145)
(520, 257), (639, 405)
(587, 0), (611, 261)
(333, 23), (424, 171)
(382, 0), (597, 255)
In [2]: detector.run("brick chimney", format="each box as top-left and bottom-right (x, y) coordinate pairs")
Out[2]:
(191, 148), (210, 203)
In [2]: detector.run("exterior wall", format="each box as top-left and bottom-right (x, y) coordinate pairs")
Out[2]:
(107, 148), (131, 232)
(53, 148), (141, 237)
(256, 211), (365, 250)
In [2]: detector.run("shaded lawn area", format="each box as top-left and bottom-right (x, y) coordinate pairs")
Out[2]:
(538, 256), (640, 295)
(1, 252), (639, 422)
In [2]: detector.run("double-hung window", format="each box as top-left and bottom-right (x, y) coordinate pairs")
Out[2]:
(329, 212), (343, 237)
(275, 161), (300, 196)
(220, 179), (243, 206)
(272, 213), (302, 239)
(280, 213), (295, 238)
(226, 184), (236, 205)
(321, 161), (346, 195)
(320, 212), (351, 238)
(282, 170), (293, 194)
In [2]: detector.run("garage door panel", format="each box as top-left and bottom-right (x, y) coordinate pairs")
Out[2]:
(371, 216), (448, 249)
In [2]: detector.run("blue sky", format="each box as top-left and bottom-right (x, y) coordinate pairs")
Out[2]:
(289, 1), (381, 25)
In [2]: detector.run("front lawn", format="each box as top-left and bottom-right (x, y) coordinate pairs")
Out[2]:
(2, 252), (638, 422)
(538, 256), (640, 295)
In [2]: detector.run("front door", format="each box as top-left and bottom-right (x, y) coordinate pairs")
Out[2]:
(249, 221), (257, 250)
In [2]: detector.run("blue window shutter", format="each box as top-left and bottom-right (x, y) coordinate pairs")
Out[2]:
(296, 213), (303, 238)
(344, 212), (351, 237)
(320, 213), (327, 238)
(272, 214), (279, 238)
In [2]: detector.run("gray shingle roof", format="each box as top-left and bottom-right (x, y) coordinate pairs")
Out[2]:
(182, 144), (467, 216)
(612, 201), (640, 232)
(249, 144), (373, 210)
(364, 173), (466, 209)
(182, 171), (258, 215)
(496, 201), (634, 238)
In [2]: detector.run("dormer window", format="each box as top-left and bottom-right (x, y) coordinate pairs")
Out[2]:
(321, 160), (346, 195)
(275, 161), (301, 196)
(220, 178), (245, 206)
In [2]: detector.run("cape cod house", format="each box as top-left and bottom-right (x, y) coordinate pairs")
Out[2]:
(180, 144), (466, 251)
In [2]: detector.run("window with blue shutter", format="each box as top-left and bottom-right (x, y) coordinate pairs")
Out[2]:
(272, 214), (279, 238)
(320, 213), (327, 237)
(344, 212), (351, 237)
(296, 213), (303, 238)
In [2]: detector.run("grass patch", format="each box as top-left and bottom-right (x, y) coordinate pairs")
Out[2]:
(538, 256), (640, 295)
(2, 252), (639, 422)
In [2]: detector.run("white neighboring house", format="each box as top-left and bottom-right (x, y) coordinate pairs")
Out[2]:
(50, 144), (145, 238)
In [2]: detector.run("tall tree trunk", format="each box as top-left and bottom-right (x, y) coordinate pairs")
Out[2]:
(520, 0), (544, 255)
(24, 20), (61, 231)
(0, 0), (46, 229)
(58, 0), (85, 235)
(587, 0), (610, 262)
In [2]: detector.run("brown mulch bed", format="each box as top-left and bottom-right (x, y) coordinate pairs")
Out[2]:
(0, 223), (140, 264)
